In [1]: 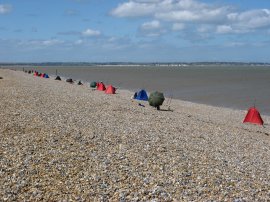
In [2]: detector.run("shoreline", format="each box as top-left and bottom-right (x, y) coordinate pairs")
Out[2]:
(0, 68), (269, 201)
(44, 70), (270, 118)
(3, 65), (270, 116)
(2, 68), (270, 131)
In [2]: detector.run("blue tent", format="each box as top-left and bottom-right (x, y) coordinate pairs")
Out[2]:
(44, 74), (49, 78)
(135, 89), (148, 101)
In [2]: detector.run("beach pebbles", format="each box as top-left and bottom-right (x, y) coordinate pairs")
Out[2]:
(0, 69), (269, 201)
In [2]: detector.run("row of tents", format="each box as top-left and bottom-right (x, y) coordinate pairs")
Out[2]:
(91, 82), (265, 125)
(56, 75), (117, 95)
(95, 82), (116, 94)
(29, 70), (265, 126)
(34, 71), (49, 78)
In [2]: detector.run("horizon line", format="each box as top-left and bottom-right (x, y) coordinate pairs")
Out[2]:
(1, 61), (270, 65)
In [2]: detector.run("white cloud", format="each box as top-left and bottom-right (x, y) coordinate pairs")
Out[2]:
(108, 37), (117, 42)
(172, 23), (185, 31)
(141, 20), (160, 30)
(155, 5), (231, 23)
(177, 0), (200, 9)
(111, 0), (231, 23)
(43, 40), (63, 46)
(197, 25), (213, 33)
(216, 9), (270, 34)
(225, 42), (246, 47)
(14, 39), (65, 50)
(216, 25), (233, 34)
(156, 10), (198, 21)
(216, 24), (253, 34)
(111, 1), (156, 17)
(75, 39), (83, 45)
(134, 0), (162, 2)
(30, 39), (64, 46)
(228, 9), (270, 29)
(111, 0), (270, 36)
(0, 4), (12, 14)
(139, 20), (166, 37)
(82, 28), (101, 37)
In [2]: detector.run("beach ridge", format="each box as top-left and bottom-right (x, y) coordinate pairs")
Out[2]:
(0, 69), (269, 201)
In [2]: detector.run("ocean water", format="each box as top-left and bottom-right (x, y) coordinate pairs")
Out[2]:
(13, 65), (270, 115)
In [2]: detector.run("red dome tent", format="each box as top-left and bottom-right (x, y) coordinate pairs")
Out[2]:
(243, 107), (264, 125)
(97, 82), (106, 91)
(105, 85), (116, 94)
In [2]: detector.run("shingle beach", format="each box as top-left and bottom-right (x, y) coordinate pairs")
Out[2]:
(0, 69), (269, 201)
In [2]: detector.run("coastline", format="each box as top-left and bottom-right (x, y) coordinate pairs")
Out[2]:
(2, 65), (270, 116)
(0, 68), (269, 201)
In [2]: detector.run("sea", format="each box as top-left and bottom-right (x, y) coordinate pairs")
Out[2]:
(7, 64), (270, 115)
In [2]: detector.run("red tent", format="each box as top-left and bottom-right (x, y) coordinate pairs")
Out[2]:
(97, 82), (106, 91)
(34, 72), (38, 76)
(105, 85), (116, 94)
(243, 107), (264, 125)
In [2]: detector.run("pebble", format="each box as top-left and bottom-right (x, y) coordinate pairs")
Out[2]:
(0, 69), (269, 201)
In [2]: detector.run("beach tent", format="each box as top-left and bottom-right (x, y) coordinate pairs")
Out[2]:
(148, 91), (165, 110)
(41, 73), (45, 78)
(66, 78), (73, 83)
(105, 85), (116, 94)
(135, 89), (148, 101)
(243, 107), (264, 125)
(44, 74), (49, 78)
(96, 82), (102, 88)
(97, 82), (106, 91)
(34, 72), (38, 76)
(90, 81), (97, 88)
(55, 76), (61, 81)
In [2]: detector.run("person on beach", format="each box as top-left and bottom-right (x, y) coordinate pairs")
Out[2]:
(132, 92), (137, 99)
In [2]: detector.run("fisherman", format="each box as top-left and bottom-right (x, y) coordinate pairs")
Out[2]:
(132, 92), (137, 99)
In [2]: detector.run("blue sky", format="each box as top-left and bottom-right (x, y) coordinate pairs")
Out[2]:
(0, 0), (270, 62)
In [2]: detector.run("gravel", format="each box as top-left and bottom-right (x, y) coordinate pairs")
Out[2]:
(0, 69), (269, 201)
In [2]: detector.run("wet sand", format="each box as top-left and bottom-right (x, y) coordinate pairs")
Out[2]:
(0, 69), (269, 201)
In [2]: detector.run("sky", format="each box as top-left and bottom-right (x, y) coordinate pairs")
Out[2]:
(0, 0), (270, 63)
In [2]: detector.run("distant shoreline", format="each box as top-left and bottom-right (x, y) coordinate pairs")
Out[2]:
(1, 62), (270, 67)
